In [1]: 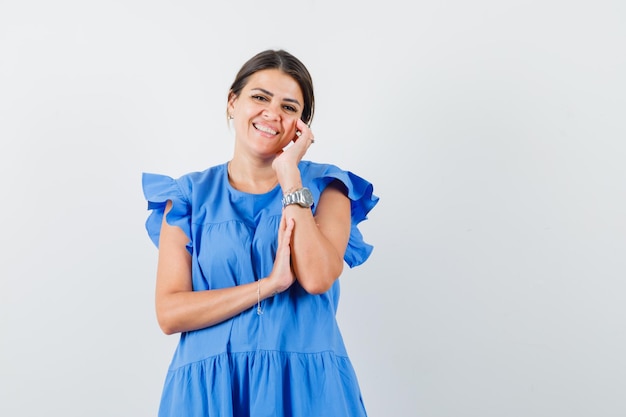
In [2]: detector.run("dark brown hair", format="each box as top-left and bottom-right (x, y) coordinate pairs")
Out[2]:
(228, 49), (315, 125)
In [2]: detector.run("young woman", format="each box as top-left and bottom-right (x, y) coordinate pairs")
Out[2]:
(142, 49), (379, 416)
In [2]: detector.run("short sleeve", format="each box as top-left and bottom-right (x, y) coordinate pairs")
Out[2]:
(142, 172), (192, 253)
(309, 164), (379, 268)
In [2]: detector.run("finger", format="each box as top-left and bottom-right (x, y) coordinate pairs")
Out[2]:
(293, 119), (306, 142)
(295, 118), (309, 132)
(296, 119), (315, 144)
(285, 217), (295, 236)
(279, 212), (288, 236)
(281, 218), (295, 246)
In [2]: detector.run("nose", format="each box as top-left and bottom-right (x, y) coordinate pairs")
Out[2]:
(262, 102), (281, 120)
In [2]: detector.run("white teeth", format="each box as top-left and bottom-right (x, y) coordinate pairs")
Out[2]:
(254, 124), (277, 135)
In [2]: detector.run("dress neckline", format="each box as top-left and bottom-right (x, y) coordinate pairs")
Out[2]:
(223, 163), (281, 198)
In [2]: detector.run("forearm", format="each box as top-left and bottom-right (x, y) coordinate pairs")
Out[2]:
(155, 201), (296, 335)
(275, 161), (349, 294)
(156, 278), (276, 334)
(284, 206), (344, 294)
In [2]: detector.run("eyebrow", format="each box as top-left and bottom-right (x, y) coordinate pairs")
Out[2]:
(251, 88), (301, 106)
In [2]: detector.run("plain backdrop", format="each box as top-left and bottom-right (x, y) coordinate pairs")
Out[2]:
(1, 1), (625, 416)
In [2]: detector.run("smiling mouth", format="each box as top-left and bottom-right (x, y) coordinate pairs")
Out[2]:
(253, 123), (278, 135)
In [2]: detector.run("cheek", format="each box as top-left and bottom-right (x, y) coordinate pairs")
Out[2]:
(284, 117), (299, 135)
(278, 135), (293, 149)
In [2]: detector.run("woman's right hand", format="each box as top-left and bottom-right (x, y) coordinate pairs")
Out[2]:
(266, 214), (296, 294)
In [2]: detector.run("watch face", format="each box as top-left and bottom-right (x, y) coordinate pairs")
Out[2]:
(301, 188), (314, 206)
(283, 187), (314, 208)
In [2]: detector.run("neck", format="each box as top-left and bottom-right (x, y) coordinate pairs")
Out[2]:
(227, 159), (278, 194)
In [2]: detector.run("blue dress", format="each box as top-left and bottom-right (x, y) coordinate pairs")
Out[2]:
(142, 160), (379, 417)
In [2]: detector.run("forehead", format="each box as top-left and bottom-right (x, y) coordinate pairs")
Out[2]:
(244, 69), (303, 101)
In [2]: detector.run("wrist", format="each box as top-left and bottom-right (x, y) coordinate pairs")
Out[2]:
(281, 183), (303, 196)
(259, 277), (276, 297)
(274, 165), (301, 194)
(282, 186), (314, 208)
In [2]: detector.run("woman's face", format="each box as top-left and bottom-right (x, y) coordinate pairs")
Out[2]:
(228, 69), (304, 158)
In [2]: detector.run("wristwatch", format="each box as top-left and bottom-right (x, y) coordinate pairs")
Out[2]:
(282, 187), (314, 208)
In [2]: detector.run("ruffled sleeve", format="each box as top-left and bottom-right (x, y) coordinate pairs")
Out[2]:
(308, 163), (379, 268)
(142, 172), (192, 253)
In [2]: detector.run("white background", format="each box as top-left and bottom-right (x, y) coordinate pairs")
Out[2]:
(1, 1), (625, 416)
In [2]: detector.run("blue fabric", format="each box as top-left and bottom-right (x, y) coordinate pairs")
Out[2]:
(142, 160), (379, 417)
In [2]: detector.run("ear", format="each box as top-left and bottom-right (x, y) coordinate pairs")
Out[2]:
(227, 91), (237, 115)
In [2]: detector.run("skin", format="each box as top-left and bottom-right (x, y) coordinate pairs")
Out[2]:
(155, 69), (351, 335)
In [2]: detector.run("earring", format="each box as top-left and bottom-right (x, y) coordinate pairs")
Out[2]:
(228, 114), (234, 120)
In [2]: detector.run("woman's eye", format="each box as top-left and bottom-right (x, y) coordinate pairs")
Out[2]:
(283, 105), (297, 112)
(252, 95), (268, 102)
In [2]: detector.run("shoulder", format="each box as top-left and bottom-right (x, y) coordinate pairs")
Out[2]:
(173, 163), (227, 196)
(298, 162), (379, 268)
(143, 163), (227, 206)
(299, 160), (342, 179)
(299, 160), (373, 190)
(178, 163), (226, 183)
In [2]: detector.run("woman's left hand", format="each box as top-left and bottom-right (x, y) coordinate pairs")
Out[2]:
(272, 119), (315, 187)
